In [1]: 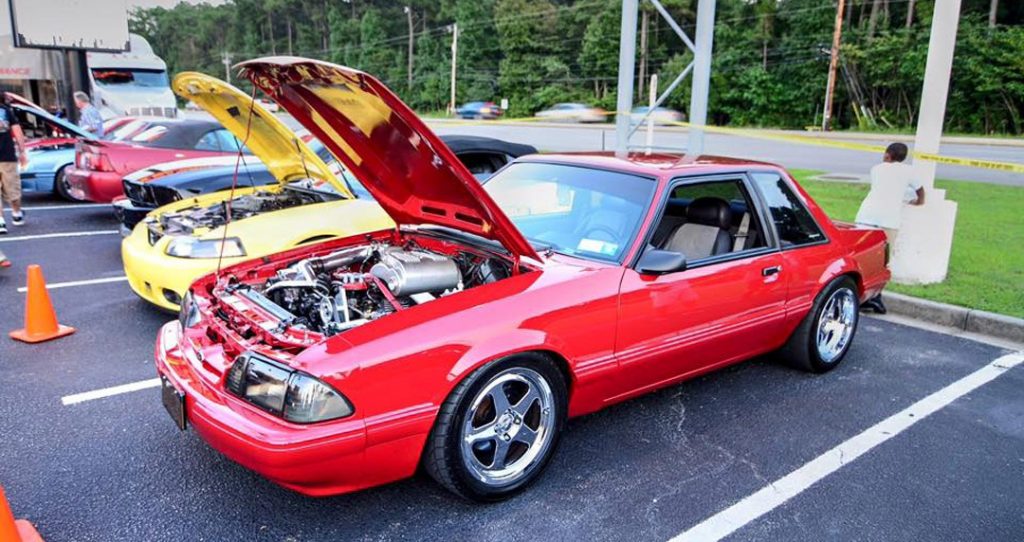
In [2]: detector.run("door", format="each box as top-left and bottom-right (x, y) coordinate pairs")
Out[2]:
(612, 175), (789, 399)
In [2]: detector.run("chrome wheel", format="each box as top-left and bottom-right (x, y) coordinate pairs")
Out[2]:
(816, 287), (857, 363)
(460, 367), (556, 487)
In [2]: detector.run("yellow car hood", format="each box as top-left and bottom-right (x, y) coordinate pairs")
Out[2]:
(172, 72), (353, 199)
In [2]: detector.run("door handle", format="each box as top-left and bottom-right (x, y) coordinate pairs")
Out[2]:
(762, 265), (782, 277)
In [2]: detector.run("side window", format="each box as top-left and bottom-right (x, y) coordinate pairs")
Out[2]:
(751, 172), (825, 247)
(649, 178), (767, 262)
(214, 129), (247, 153)
(194, 130), (222, 151)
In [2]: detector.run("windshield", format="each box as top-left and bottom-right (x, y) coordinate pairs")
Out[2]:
(92, 68), (169, 88)
(485, 162), (656, 263)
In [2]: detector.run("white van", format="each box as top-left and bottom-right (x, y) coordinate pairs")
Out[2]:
(86, 34), (177, 119)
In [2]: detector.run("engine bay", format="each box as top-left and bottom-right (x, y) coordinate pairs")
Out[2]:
(151, 185), (335, 238)
(221, 238), (514, 338)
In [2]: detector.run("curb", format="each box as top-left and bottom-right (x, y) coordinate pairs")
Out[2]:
(883, 292), (1024, 344)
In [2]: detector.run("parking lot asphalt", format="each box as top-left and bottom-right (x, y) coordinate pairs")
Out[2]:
(1, 194), (1021, 542)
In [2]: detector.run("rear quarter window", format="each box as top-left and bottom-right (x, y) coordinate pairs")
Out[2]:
(751, 172), (825, 247)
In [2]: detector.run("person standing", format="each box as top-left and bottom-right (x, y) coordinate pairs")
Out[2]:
(74, 91), (104, 137)
(0, 94), (29, 233)
(855, 142), (926, 313)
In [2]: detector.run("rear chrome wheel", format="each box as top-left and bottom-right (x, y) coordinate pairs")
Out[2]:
(781, 276), (860, 373)
(424, 353), (566, 501)
(816, 287), (857, 363)
(460, 368), (556, 487)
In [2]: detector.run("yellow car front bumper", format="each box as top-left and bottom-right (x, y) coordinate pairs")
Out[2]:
(122, 225), (246, 312)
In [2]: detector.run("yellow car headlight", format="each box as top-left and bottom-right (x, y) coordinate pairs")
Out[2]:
(166, 236), (246, 259)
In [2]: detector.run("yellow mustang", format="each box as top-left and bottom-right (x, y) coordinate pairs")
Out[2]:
(121, 72), (393, 311)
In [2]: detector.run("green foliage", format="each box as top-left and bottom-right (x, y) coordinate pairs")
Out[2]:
(130, 0), (1024, 134)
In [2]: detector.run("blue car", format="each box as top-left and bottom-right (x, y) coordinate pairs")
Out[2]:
(15, 103), (94, 200)
(454, 101), (503, 120)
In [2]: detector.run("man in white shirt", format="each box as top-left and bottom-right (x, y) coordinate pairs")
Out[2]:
(856, 142), (925, 313)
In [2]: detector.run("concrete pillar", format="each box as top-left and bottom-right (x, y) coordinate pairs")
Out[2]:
(891, 0), (960, 285)
(687, 0), (716, 155)
(614, 0), (638, 157)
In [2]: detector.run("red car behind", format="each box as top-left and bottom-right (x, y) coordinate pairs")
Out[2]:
(156, 58), (890, 502)
(66, 118), (247, 202)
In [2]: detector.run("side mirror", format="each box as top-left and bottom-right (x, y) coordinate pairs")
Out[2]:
(637, 249), (687, 275)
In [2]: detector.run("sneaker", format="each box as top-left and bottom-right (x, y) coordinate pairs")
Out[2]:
(0, 255), (9, 268)
(11, 212), (23, 226)
(0, 220), (6, 234)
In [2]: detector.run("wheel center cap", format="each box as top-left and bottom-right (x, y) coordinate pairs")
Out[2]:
(496, 412), (514, 433)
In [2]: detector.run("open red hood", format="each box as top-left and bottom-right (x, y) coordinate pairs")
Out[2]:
(236, 57), (539, 263)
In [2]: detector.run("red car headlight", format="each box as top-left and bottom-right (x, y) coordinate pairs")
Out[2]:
(225, 353), (354, 423)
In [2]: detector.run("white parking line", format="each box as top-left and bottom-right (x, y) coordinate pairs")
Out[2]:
(669, 351), (1024, 542)
(61, 378), (161, 406)
(16, 275), (128, 293)
(20, 204), (109, 211)
(0, 230), (119, 243)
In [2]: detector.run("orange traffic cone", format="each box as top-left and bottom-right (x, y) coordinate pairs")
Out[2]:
(0, 486), (44, 542)
(9, 265), (75, 344)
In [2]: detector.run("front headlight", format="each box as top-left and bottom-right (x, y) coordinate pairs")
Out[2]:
(166, 236), (246, 259)
(225, 353), (354, 423)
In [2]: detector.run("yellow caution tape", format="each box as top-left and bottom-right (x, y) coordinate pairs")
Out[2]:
(431, 113), (1024, 173)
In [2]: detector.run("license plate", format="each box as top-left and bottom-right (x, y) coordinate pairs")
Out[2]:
(161, 376), (187, 431)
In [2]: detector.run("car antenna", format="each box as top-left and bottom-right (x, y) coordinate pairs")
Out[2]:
(215, 85), (258, 279)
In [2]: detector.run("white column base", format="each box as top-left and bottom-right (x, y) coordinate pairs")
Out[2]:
(890, 189), (958, 285)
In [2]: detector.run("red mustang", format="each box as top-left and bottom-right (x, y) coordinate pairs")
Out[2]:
(65, 118), (247, 202)
(155, 58), (889, 501)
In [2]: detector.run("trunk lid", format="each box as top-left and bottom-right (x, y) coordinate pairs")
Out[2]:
(235, 57), (540, 263)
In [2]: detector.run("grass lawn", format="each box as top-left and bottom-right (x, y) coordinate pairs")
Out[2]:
(790, 169), (1024, 319)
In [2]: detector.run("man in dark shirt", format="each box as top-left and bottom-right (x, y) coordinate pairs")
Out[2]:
(0, 94), (29, 233)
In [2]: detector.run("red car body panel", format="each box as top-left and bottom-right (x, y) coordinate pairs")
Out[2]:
(154, 59), (890, 497)
(66, 139), (231, 202)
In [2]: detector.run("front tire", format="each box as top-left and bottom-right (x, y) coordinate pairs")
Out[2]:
(780, 276), (860, 373)
(424, 353), (567, 502)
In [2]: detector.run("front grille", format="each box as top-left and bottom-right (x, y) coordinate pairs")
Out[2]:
(123, 179), (153, 206)
(150, 185), (182, 206)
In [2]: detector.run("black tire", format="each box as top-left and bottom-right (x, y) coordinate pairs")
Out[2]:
(423, 352), (567, 502)
(52, 165), (80, 202)
(780, 276), (860, 373)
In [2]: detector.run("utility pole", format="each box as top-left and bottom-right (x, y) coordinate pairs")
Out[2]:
(821, 0), (845, 131)
(449, 23), (458, 114)
(222, 51), (233, 84)
(405, 6), (414, 91)
(645, 73), (658, 154)
(687, 0), (716, 155)
(614, 0), (638, 156)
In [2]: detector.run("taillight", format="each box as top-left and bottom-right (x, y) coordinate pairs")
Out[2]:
(82, 151), (114, 172)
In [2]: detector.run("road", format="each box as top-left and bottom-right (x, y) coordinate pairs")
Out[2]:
(425, 121), (1023, 186)
(183, 110), (1023, 186)
(0, 194), (1021, 541)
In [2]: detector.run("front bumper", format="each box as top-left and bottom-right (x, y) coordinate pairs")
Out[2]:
(154, 322), (425, 496)
(121, 224), (246, 311)
(112, 198), (155, 233)
(66, 168), (123, 203)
